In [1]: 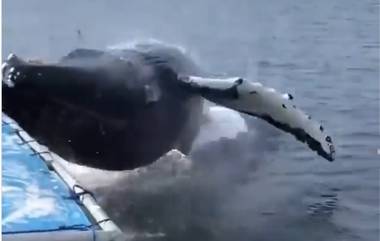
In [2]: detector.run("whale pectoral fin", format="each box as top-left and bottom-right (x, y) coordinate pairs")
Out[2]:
(179, 75), (335, 162)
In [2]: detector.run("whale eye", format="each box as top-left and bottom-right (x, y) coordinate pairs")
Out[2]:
(320, 126), (324, 132)
(325, 136), (332, 143)
(282, 104), (287, 109)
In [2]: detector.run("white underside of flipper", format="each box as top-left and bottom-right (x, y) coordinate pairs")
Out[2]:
(179, 76), (335, 161)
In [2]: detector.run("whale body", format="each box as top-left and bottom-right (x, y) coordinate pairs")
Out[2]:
(2, 43), (335, 170)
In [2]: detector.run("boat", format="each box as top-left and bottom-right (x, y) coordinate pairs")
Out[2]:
(2, 114), (126, 241)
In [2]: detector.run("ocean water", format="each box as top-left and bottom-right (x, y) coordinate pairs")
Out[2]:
(2, 0), (379, 241)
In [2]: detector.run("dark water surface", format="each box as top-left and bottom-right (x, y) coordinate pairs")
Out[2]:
(3, 0), (379, 241)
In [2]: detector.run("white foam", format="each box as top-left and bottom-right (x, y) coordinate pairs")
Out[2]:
(7, 53), (15, 61)
(106, 38), (188, 55)
(2, 62), (8, 71)
(194, 106), (248, 147)
(4, 75), (15, 87)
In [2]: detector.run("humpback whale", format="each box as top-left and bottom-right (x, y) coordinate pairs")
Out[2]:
(2, 43), (335, 170)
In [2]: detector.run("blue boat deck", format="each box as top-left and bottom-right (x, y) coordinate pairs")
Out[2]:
(2, 115), (124, 241)
(2, 122), (93, 234)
